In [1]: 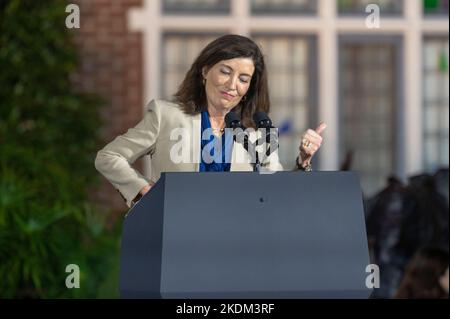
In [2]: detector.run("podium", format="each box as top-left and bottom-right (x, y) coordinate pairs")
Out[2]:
(119, 171), (372, 299)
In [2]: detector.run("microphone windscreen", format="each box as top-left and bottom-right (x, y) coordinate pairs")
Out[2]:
(253, 111), (272, 128)
(225, 112), (241, 129)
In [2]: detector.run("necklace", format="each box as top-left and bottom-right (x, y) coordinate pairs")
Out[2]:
(207, 111), (225, 135)
(210, 121), (225, 135)
(212, 127), (225, 136)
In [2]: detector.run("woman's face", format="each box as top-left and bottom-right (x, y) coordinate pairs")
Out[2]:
(202, 57), (255, 114)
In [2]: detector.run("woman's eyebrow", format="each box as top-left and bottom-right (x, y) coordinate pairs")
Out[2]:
(221, 64), (252, 77)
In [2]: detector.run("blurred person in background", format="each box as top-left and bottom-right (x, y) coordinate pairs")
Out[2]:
(366, 170), (449, 298)
(366, 176), (409, 298)
(434, 168), (449, 206)
(395, 247), (449, 299)
(439, 267), (449, 294)
(398, 174), (449, 260)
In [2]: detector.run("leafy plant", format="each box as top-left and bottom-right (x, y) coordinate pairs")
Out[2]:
(0, 0), (120, 298)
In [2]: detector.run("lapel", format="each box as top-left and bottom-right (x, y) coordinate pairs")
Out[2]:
(230, 141), (253, 172)
(191, 113), (201, 172)
(190, 112), (253, 172)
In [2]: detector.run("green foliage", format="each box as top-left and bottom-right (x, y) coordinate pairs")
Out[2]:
(0, 1), (120, 298)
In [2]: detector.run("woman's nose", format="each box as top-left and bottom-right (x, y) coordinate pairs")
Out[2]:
(225, 76), (238, 91)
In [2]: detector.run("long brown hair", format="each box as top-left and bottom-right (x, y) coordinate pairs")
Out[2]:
(173, 34), (270, 128)
(395, 247), (449, 299)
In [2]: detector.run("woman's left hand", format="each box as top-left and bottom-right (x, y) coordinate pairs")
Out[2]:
(298, 122), (327, 169)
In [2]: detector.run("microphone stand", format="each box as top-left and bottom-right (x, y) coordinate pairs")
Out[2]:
(253, 128), (278, 170)
(242, 134), (260, 173)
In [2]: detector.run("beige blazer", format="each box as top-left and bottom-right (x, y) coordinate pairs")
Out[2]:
(95, 99), (283, 207)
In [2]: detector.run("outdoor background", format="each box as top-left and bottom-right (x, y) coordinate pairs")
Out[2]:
(0, 0), (448, 298)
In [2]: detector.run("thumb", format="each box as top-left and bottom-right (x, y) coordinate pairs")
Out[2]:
(315, 122), (327, 135)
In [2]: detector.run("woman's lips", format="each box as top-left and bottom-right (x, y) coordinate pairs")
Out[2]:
(220, 91), (235, 100)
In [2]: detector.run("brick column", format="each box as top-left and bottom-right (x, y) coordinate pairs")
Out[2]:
(71, 0), (145, 213)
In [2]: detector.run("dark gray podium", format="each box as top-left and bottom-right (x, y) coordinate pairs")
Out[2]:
(119, 171), (372, 299)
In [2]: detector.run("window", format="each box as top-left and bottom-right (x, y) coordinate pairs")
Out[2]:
(162, 0), (230, 15)
(339, 40), (399, 196)
(338, 0), (403, 15)
(251, 0), (317, 15)
(162, 33), (224, 99)
(143, 0), (448, 196)
(252, 35), (315, 169)
(423, 37), (449, 172)
(424, 0), (449, 16)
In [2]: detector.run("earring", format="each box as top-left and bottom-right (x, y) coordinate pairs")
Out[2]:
(203, 78), (206, 86)
(242, 95), (247, 102)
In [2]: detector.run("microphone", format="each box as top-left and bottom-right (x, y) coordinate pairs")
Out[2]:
(225, 111), (244, 130)
(225, 112), (249, 151)
(252, 112), (279, 157)
(253, 111), (273, 130)
(225, 112), (258, 171)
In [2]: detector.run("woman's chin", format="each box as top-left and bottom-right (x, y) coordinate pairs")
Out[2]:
(210, 99), (239, 113)
(216, 101), (234, 110)
(218, 97), (232, 104)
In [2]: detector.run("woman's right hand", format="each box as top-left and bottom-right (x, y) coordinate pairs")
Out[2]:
(140, 184), (152, 196)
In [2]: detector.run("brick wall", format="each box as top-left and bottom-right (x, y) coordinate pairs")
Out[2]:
(71, 0), (144, 213)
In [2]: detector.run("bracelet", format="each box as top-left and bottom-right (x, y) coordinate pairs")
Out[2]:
(296, 157), (312, 172)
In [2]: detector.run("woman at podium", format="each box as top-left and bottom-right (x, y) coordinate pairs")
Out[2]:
(95, 34), (326, 207)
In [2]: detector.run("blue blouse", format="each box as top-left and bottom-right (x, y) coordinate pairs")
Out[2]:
(199, 111), (234, 172)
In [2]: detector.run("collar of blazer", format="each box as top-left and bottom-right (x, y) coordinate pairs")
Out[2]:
(190, 112), (255, 171)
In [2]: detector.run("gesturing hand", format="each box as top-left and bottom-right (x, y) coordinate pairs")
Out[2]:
(298, 122), (327, 169)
